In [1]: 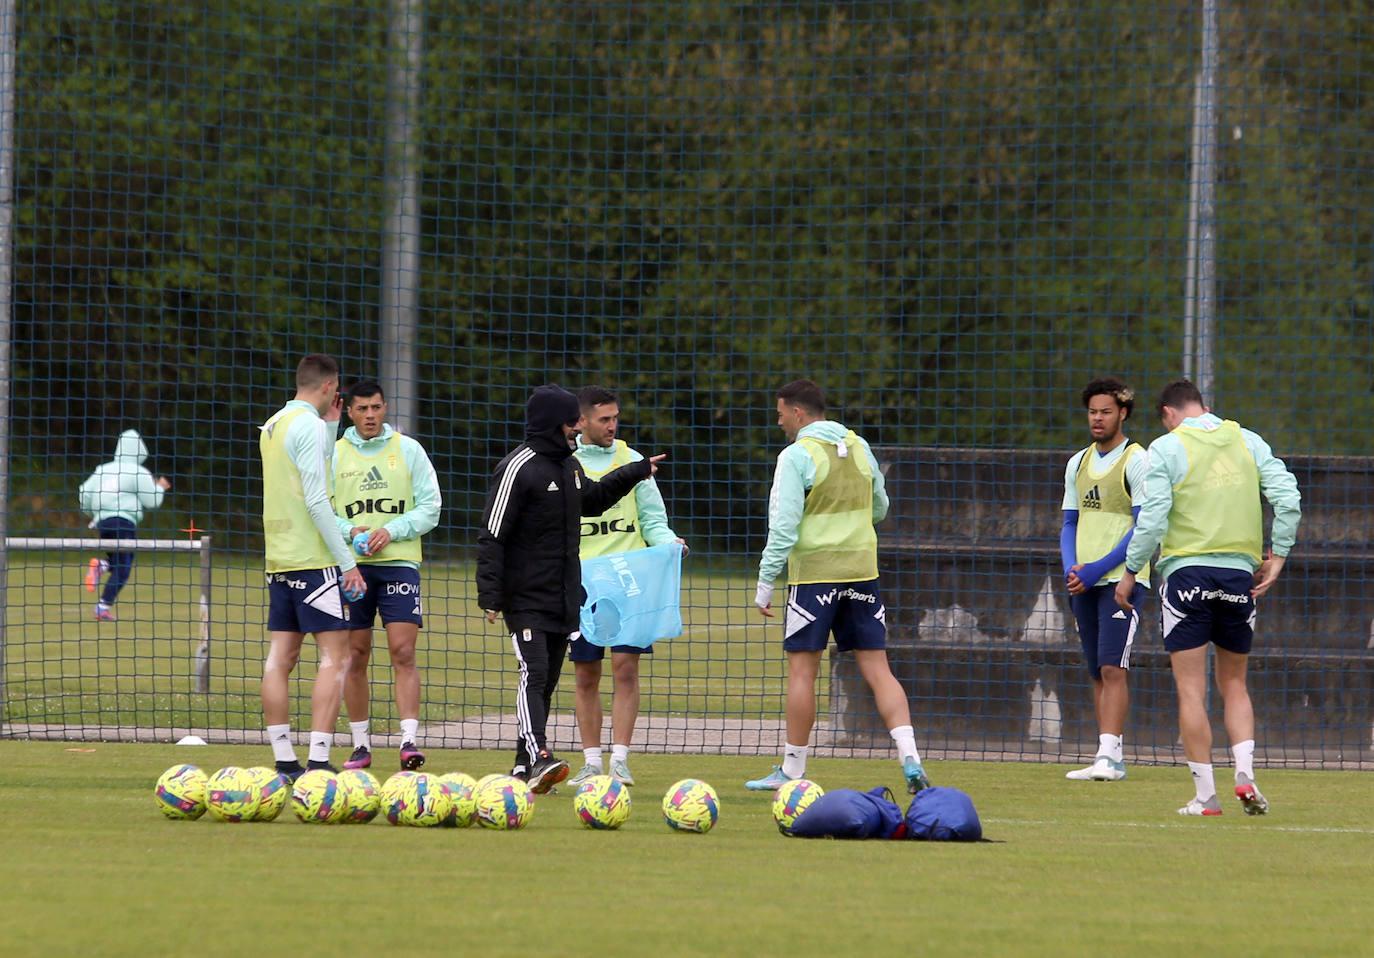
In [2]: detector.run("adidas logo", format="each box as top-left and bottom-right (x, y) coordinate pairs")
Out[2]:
(359, 465), (387, 492)
(1112, 610), (1127, 620)
(1082, 485), (1102, 510)
(547, 481), (559, 492)
(1203, 456), (1244, 491)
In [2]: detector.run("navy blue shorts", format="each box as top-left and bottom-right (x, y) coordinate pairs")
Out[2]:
(1160, 567), (1256, 654)
(1071, 582), (1148, 679)
(569, 634), (651, 662)
(346, 565), (423, 629)
(266, 568), (350, 634)
(782, 580), (887, 654)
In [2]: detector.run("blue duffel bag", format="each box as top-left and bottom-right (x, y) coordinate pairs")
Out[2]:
(905, 786), (982, 841)
(788, 786), (907, 840)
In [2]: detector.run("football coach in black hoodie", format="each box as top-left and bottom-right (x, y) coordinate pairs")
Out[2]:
(477, 384), (664, 793)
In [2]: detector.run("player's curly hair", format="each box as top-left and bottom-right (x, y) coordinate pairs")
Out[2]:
(1080, 377), (1135, 420)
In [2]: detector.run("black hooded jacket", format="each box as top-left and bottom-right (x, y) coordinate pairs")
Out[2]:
(476, 385), (653, 634)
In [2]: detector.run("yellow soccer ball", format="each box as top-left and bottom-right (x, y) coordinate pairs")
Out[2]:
(153, 764), (208, 820)
(474, 775), (534, 830)
(245, 766), (291, 822)
(398, 772), (454, 827)
(205, 766), (261, 823)
(573, 775), (632, 830)
(437, 772), (478, 827)
(381, 771), (420, 825)
(662, 779), (719, 834)
(291, 769), (346, 824)
(771, 778), (824, 836)
(337, 769), (382, 824)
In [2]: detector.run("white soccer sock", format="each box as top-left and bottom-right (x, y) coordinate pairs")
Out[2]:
(1098, 733), (1123, 763)
(267, 723), (296, 763)
(889, 725), (920, 764)
(611, 743), (630, 764)
(1232, 739), (1255, 781)
(308, 731), (332, 764)
(350, 720), (370, 750)
(782, 743), (808, 779)
(400, 718), (419, 744)
(1188, 761), (1216, 802)
(583, 747), (603, 769)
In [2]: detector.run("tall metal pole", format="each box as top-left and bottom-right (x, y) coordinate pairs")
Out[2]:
(0, 0), (18, 721)
(1182, 74), (1202, 382)
(379, 0), (424, 436)
(1190, 0), (1220, 399)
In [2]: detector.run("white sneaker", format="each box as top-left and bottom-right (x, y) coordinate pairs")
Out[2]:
(1177, 795), (1223, 816)
(1066, 757), (1126, 781)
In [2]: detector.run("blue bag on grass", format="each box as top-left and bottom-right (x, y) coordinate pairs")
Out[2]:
(788, 786), (907, 840)
(905, 786), (982, 841)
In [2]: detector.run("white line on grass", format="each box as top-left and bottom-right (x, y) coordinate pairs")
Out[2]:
(985, 817), (1374, 836)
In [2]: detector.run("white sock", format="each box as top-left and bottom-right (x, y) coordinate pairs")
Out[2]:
(400, 718), (419, 744)
(350, 720), (370, 750)
(1188, 761), (1216, 802)
(583, 747), (603, 769)
(611, 744), (630, 764)
(782, 743), (808, 779)
(1233, 739), (1255, 781)
(308, 731), (332, 764)
(267, 724), (296, 763)
(889, 725), (920, 764)
(1098, 733), (1123, 763)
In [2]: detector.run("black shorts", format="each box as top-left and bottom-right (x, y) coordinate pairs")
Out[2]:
(1159, 567), (1256, 654)
(782, 580), (887, 654)
(266, 568), (350, 634)
(346, 565), (423, 629)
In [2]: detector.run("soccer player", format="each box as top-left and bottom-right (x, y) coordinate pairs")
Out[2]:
(567, 385), (688, 788)
(1059, 378), (1149, 782)
(747, 379), (930, 794)
(78, 429), (171, 621)
(333, 380), (442, 772)
(476, 384), (662, 794)
(259, 354), (368, 779)
(1115, 379), (1301, 816)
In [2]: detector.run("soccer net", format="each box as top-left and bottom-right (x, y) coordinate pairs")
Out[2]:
(4, 2), (1373, 769)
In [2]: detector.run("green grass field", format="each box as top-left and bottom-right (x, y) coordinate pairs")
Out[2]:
(3, 741), (1372, 957)
(3, 551), (805, 732)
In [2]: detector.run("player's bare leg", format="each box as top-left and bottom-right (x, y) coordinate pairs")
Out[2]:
(747, 650), (821, 790)
(262, 631), (305, 777)
(342, 627), (375, 768)
(387, 621), (425, 769)
(1170, 645), (1221, 815)
(307, 628), (351, 771)
(1215, 647), (1266, 814)
(785, 650), (822, 747)
(569, 660), (605, 786)
(855, 648), (930, 792)
(609, 651), (640, 785)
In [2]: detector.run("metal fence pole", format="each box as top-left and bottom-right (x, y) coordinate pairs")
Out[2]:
(1192, 0), (1220, 399)
(194, 536), (212, 694)
(0, 0), (18, 722)
(379, 0), (424, 436)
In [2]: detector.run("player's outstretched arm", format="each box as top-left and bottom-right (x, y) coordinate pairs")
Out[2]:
(579, 455), (657, 516)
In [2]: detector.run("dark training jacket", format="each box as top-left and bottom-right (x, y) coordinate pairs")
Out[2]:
(476, 385), (652, 634)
